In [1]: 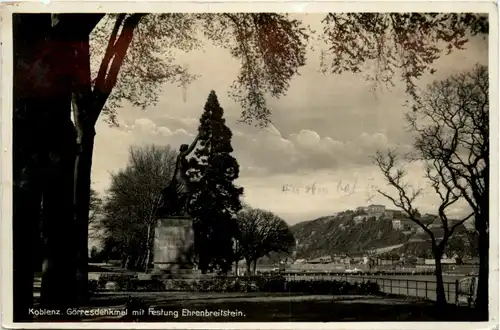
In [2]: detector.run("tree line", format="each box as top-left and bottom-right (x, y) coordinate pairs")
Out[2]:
(12, 13), (488, 320)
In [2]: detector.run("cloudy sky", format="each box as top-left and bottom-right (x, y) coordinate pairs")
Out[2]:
(91, 14), (488, 225)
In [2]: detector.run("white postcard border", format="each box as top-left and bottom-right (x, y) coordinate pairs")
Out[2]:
(1, 1), (498, 329)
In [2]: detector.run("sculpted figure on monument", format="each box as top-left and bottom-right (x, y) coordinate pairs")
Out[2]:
(158, 134), (199, 217)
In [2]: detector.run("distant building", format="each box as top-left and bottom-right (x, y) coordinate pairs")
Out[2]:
(367, 204), (385, 214)
(392, 210), (405, 218)
(424, 258), (456, 265)
(319, 256), (332, 263)
(355, 205), (403, 221)
(332, 256), (343, 263)
(384, 210), (395, 220)
(463, 257), (479, 265)
(342, 256), (352, 265)
(400, 219), (418, 232)
(353, 215), (366, 224)
(391, 219), (402, 230)
(352, 256), (365, 264)
(309, 256), (332, 264)
(356, 206), (368, 213)
(377, 258), (398, 266)
(366, 204), (386, 220)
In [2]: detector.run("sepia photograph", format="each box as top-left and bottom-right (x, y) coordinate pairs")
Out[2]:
(1, 3), (498, 328)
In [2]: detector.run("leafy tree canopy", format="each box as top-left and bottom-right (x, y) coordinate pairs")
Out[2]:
(90, 13), (309, 127)
(88, 13), (487, 127)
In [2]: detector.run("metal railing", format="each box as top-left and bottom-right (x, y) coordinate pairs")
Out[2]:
(284, 274), (443, 302)
(456, 276), (477, 307)
(282, 273), (477, 306)
(340, 275), (456, 303)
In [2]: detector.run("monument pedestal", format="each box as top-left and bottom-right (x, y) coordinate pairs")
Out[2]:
(153, 216), (195, 276)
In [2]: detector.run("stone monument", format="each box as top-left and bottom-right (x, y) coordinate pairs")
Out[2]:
(152, 134), (199, 275)
(153, 216), (195, 273)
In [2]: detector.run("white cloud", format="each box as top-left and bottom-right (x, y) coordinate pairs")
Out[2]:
(133, 118), (157, 133)
(157, 126), (173, 136)
(231, 123), (411, 177)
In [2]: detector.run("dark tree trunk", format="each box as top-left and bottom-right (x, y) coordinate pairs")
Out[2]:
(473, 154), (489, 319)
(40, 118), (78, 312)
(74, 130), (95, 302)
(13, 118), (44, 322)
(245, 259), (251, 275)
(135, 235), (148, 271)
(121, 253), (128, 269)
(12, 13), (51, 322)
(252, 259), (257, 275)
(13, 14), (78, 320)
(38, 25), (80, 313)
(52, 14), (105, 305)
(72, 31), (96, 303)
(475, 211), (489, 320)
(125, 254), (133, 270)
(144, 223), (153, 272)
(195, 231), (209, 274)
(433, 245), (447, 307)
(13, 116), (43, 322)
(197, 248), (207, 274)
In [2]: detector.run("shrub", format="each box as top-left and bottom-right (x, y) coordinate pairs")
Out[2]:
(93, 274), (381, 295)
(256, 275), (286, 292)
(209, 278), (229, 292)
(130, 279), (163, 291)
(88, 279), (99, 293)
(98, 273), (137, 290)
(360, 281), (381, 295)
(196, 279), (213, 292)
(228, 278), (241, 292)
(161, 279), (195, 291)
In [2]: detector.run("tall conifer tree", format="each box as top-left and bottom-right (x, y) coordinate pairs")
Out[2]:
(189, 91), (243, 273)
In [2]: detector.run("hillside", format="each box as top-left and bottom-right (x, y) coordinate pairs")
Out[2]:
(393, 230), (477, 259)
(290, 211), (474, 259)
(291, 211), (408, 258)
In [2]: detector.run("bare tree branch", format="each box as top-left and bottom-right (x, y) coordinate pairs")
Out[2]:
(99, 144), (177, 270)
(373, 150), (436, 243)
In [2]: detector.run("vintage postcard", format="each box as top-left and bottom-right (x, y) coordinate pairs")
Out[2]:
(1, 1), (498, 329)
